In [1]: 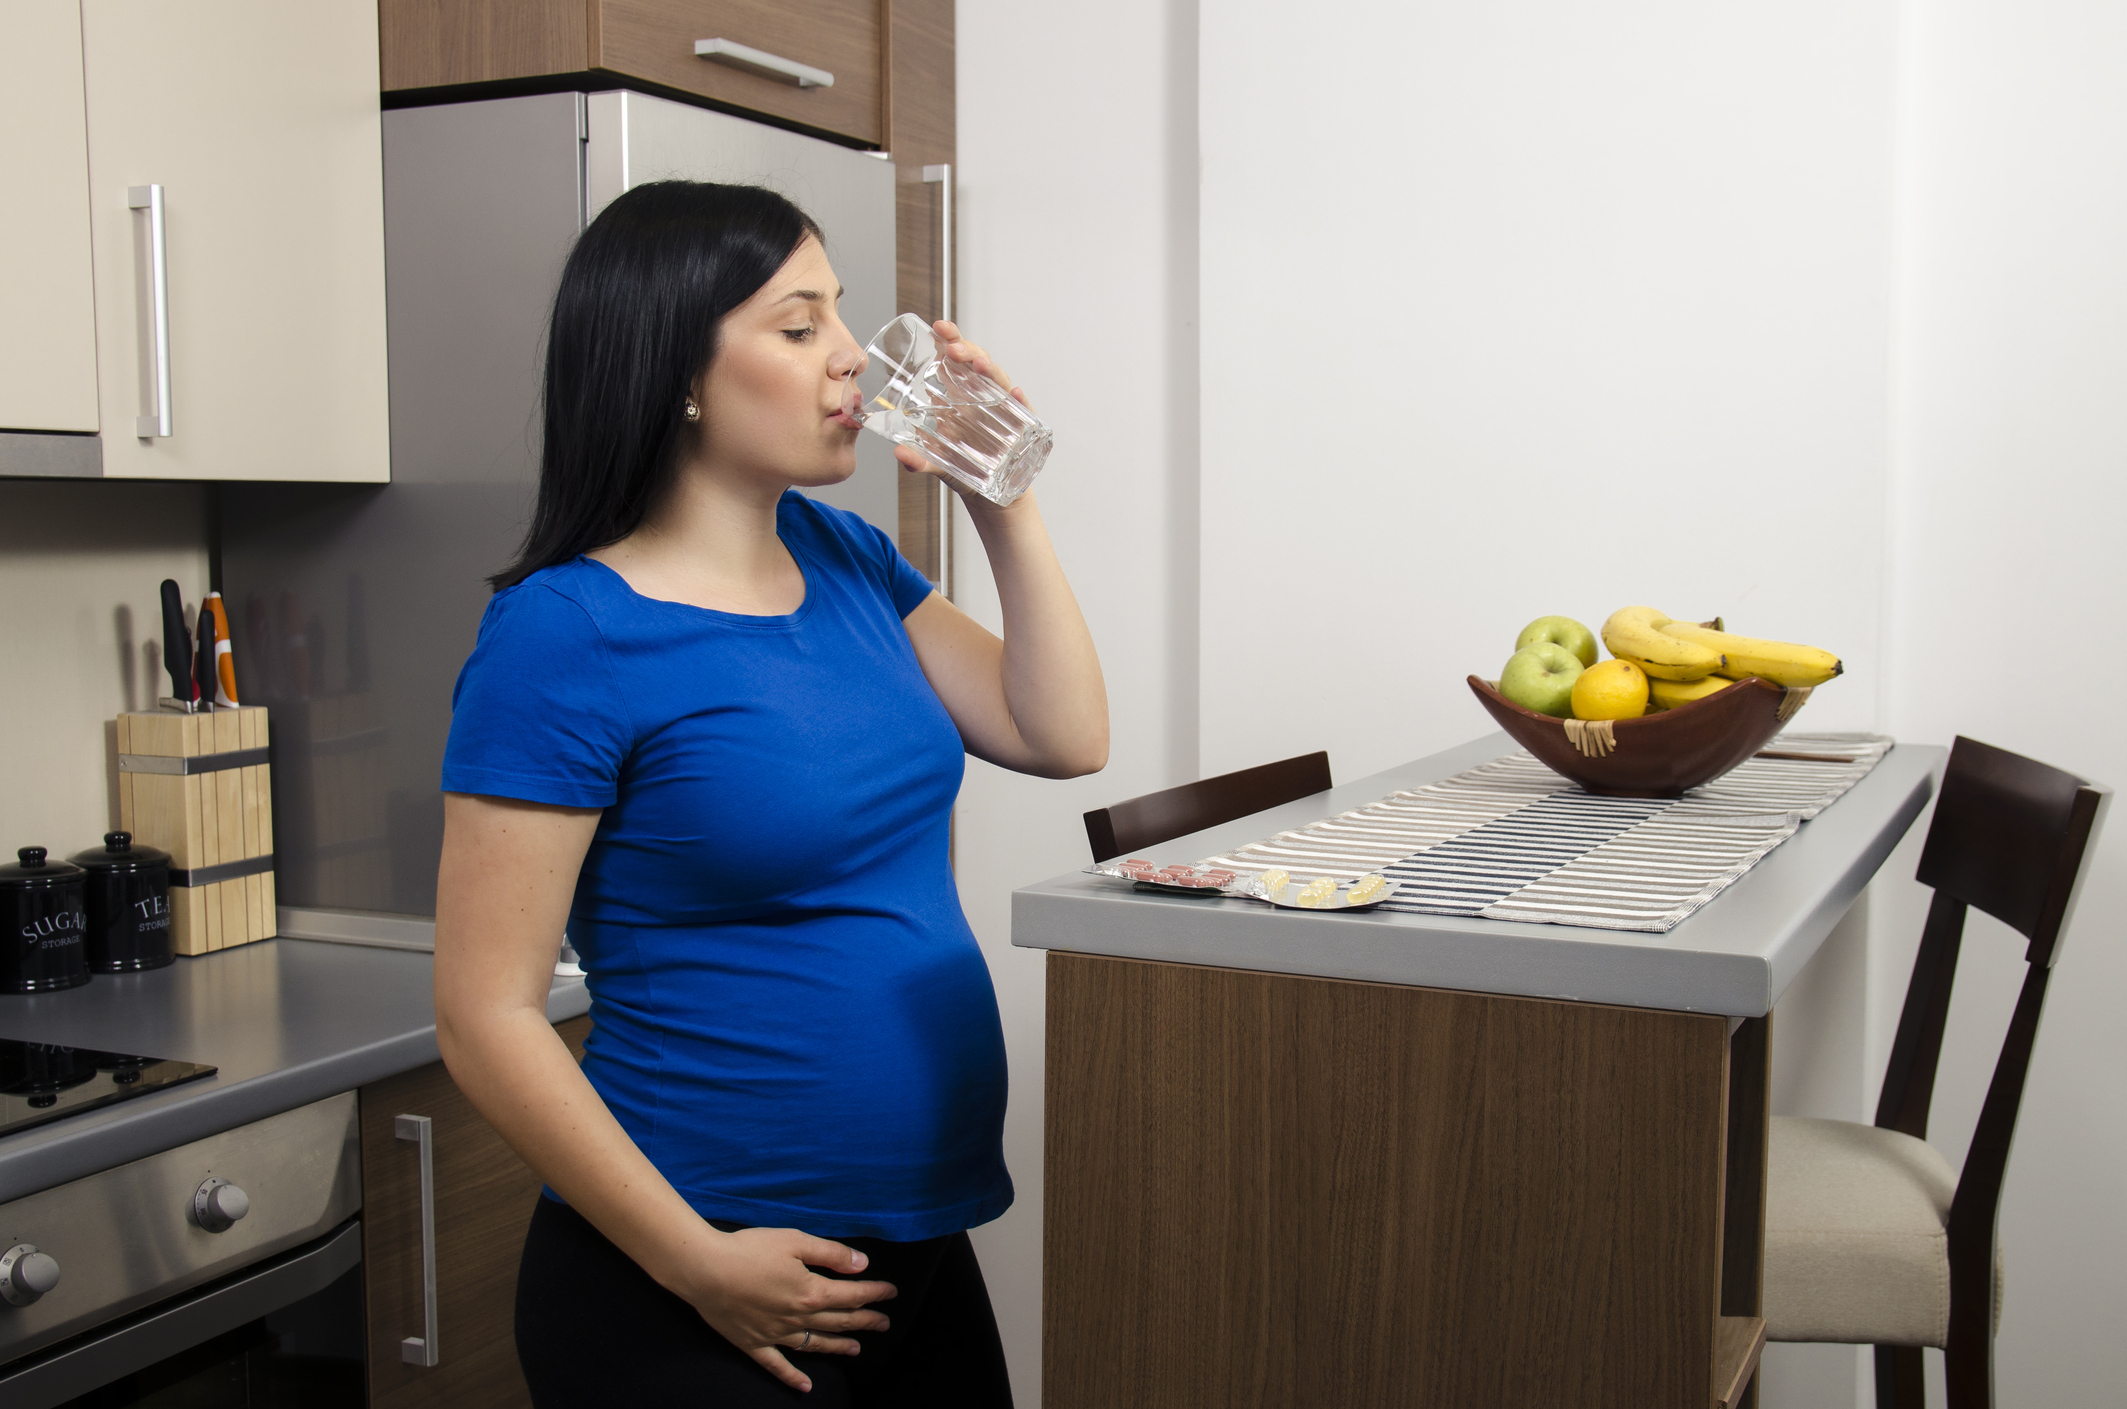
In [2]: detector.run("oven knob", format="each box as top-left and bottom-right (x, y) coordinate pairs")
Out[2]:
(0, 1244), (59, 1306)
(192, 1178), (250, 1233)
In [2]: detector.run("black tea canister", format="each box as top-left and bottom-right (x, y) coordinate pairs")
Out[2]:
(69, 832), (173, 973)
(1, 848), (91, 994)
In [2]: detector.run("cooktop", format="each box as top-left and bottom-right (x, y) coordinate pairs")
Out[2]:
(0, 1039), (216, 1139)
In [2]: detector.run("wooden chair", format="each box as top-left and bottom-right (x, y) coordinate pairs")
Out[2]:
(1761, 736), (2111, 1409)
(1083, 752), (1331, 862)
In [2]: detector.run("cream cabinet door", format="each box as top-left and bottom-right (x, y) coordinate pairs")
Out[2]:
(81, 0), (389, 481)
(0, 0), (101, 434)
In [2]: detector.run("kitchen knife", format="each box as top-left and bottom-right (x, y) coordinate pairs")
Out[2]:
(194, 603), (216, 710)
(203, 592), (239, 706)
(158, 580), (197, 711)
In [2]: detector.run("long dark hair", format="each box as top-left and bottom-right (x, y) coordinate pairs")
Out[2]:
(490, 181), (822, 591)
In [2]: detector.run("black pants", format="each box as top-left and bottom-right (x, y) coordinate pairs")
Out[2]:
(515, 1197), (1015, 1408)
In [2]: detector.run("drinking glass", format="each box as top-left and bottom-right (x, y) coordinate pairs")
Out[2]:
(846, 314), (1052, 506)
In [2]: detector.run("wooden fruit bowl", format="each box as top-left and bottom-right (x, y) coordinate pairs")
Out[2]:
(1466, 674), (1802, 798)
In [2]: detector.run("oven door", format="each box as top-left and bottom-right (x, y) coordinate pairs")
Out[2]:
(0, 1219), (363, 1408)
(0, 1093), (364, 1408)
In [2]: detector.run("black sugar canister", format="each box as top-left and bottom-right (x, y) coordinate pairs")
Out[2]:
(1, 848), (91, 994)
(69, 832), (173, 973)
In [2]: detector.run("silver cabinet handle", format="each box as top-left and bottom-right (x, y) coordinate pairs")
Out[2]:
(922, 164), (955, 598)
(127, 185), (171, 438)
(393, 1114), (440, 1367)
(693, 38), (834, 88)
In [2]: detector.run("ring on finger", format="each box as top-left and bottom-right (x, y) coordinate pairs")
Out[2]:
(800, 1329), (812, 1352)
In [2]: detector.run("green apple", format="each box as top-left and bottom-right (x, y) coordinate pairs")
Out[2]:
(1499, 643), (1584, 718)
(1515, 615), (1599, 670)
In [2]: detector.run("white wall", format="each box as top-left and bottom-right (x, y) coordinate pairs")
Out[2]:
(1199, 0), (1900, 780)
(0, 481), (213, 854)
(1881, 1), (2127, 1401)
(953, 0), (1201, 1398)
(955, 0), (2127, 1403)
(1763, 892), (1883, 1403)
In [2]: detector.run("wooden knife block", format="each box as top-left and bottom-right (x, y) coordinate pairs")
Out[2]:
(115, 707), (276, 956)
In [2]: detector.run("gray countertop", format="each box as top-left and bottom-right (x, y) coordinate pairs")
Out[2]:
(0, 938), (589, 1204)
(1013, 732), (1942, 1017)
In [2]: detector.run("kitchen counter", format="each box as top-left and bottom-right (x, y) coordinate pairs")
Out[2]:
(0, 938), (588, 1204)
(1013, 731), (1942, 1016)
(1032, 732), (1941, 1406)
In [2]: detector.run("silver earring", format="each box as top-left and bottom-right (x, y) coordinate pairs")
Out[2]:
(683, 398), (701, 422)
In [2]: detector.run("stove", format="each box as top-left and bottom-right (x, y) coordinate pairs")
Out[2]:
(0, 1040), (215, 1139)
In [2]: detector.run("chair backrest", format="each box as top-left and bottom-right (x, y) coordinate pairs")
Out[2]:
(1084, 751), (1332, 862)
(1872, 735), (2110, 1391)
(1878, 737), (2110, 1140)
(1916, 736), (2108, 968)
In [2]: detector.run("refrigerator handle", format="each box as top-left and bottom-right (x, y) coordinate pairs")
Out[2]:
(921, 164), (954, 325)
(128, 185), (172, 439)
(922, 164), (954, 599)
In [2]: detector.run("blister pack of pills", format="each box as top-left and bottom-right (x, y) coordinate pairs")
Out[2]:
(1082, 860), (1401, 911)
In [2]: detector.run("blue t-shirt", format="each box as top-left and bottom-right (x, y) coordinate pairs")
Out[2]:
(440, 492), (1011, 1241)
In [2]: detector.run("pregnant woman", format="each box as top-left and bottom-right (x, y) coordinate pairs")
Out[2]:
(433, 181), (1106, 1406)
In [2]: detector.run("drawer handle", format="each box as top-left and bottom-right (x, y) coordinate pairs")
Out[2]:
(693, 38), (835, 89)
(127, 184), (172, 438)
(394, 1114), (440, 1367)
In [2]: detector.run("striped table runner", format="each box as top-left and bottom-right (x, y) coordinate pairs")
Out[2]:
(1196, 733), (1893, 933)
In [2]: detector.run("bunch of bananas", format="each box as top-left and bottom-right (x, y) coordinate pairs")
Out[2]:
(1493, 609), (1843, 722)
(1601, 606), (1842, 698)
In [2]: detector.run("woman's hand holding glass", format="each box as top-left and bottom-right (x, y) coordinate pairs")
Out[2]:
(870, 318), (1051, 506)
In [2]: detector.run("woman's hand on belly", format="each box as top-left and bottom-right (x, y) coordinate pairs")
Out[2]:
(680, 1226), (898, 1390)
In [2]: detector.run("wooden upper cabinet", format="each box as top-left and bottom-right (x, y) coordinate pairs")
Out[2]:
(598, 1), (883, 146)
(381, 0), (886, 148)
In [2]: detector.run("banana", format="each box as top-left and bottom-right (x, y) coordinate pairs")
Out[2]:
(1656, 622), (1842, 688)
(1647, 675), (1737, 711)
(1600, 607), (1725, 681)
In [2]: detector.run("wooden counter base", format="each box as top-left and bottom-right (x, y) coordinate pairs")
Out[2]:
(361, 1015), (591, 1408)
(1044, 952), (1765, 1408)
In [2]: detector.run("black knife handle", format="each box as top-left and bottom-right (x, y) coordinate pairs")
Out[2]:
(194, 613), (215, 707)
(160, 579), (194, 703)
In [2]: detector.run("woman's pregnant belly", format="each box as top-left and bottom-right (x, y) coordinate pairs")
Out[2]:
(571, 902), (1009, 1227)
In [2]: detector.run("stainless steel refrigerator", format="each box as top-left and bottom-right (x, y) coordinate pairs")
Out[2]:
(220, 91), (899, 940)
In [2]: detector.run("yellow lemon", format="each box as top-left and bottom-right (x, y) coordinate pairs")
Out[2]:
(1571, 658), (1649, 721)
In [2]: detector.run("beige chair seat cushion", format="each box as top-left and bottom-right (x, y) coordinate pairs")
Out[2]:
(1762, 1115), (1997, 1348)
